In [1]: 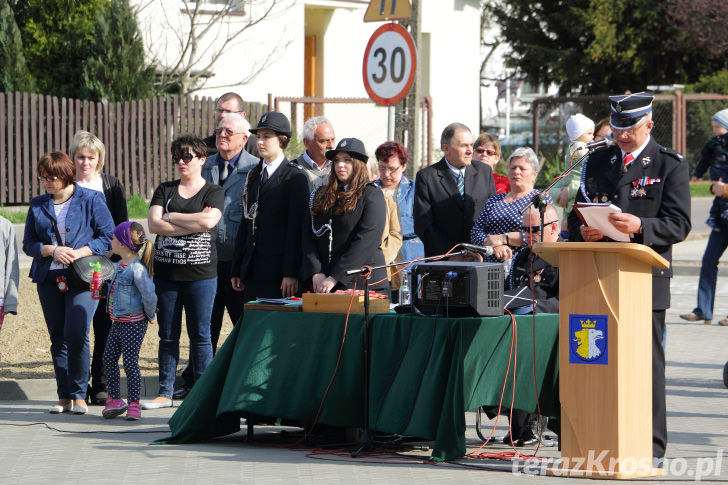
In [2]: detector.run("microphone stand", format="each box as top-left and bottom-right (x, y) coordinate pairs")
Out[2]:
(345, 249), (468, 457)
(518, 144), (603, 243)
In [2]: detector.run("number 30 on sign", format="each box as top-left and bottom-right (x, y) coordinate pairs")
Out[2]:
(362, 23), (417, 106)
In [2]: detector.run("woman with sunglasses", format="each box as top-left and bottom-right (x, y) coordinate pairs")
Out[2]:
(473, 133), (510, 194)
(23, 152), (115, 415)
(144, 135), (223, 410)
(71, 130), (128, 406)
(471, 147), (552, 264)
(302, 138), (389, 295)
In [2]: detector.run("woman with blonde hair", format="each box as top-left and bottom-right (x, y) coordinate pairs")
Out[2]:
(70, 130), (128, 405)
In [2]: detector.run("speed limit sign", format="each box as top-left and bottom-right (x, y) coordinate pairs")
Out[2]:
(362, 23), (417, 106)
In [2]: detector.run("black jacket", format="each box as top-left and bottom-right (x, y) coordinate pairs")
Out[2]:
(101, 173), (128, 226)
(567, 137), (691, 309)
(413, 158), (496, 257)
(302, 184), (388, 291)
(506, 250), (559, 314)
(231, 160), (309, 284)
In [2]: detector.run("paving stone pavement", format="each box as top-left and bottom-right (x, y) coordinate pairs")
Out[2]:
(3, 197), (728, 482)
(1, 273), (727, 483)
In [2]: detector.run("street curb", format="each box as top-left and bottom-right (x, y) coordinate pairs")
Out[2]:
(0, 375), (179, 401)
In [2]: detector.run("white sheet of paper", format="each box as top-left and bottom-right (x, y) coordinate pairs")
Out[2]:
(575, 203), (631, 242)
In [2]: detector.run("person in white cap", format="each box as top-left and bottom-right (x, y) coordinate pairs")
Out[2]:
(680, 108), (728, 326)
(554, 114), (595, 234)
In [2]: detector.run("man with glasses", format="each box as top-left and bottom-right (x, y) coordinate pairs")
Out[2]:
(492, 204), (561, 447)
(203, 92), (259, 158)
(567, 92), (691, 466)
(173, 113), (258, 400)
(292, 116), (336, 191)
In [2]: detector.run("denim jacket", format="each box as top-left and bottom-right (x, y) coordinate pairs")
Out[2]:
(23, 184), (114, 283)
(202, 150), (259, 261)
(106, 258), (157, 321)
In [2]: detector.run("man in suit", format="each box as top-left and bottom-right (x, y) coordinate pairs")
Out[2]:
(291, 116), (336, 192)
(414, 122), (496, 257)
(203, 92), (259, 158)
(174, 112), (258, 399)
(231, 111), (310, 301)
(567, 92), (691, 465)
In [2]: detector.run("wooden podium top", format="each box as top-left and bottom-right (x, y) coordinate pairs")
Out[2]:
(533, 241), (669, 269)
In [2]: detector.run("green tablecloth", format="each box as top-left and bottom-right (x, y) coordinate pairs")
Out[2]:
(155, 311), (560, 461)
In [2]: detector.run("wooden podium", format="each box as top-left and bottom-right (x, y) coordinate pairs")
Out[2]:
(534, 242), (668, 479)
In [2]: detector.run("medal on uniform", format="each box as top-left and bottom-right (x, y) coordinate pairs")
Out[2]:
(641, 156), (651, 168)
(601, 195), (608, 202)
(533, 274), (542, 283)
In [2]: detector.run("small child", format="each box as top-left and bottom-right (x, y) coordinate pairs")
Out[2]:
(0, 215), (19, 363)
(555, 114), (595, 234)
(692, 108), (728, 228)
(102, 222), (157, 421)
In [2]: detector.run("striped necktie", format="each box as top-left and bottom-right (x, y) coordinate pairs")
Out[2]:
(623, 153), (634, 170)
(456, 169), (464, 198)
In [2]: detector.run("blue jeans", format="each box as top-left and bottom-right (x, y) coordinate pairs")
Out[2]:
(37, 270), (99, 400)
(693, 224), (728, 320)
(155, 277), (216, 398)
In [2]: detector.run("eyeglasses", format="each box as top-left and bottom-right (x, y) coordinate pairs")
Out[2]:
(521, 220), (557, 233)
(38, 175), (59, 183)
(378, 165), (402, 174)
(214, 127), (244, 137)
(173, 153), (196, 164)
(475, 147), (497, 156)
(215, 108), (242, 115)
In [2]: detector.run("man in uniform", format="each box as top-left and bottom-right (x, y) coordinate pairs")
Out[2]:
(567, 92), (691, 464)
(414, 122), (496, 257)
(292, 116), (335, 191)
(203, 92), (259, 158)
(506, 204), (561, 314)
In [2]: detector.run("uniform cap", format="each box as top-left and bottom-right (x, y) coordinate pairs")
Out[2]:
(609, 92), (654, 129)
(325, 138), (368, 162)
(249, 111), (291, 137)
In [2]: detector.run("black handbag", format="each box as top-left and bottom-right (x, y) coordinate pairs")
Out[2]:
(52, 221), (115, 290)
(68, 255), (115, 289)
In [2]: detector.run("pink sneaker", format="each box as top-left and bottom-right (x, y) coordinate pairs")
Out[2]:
(126, 401), (141, 421)
(102, 398), (128, 419)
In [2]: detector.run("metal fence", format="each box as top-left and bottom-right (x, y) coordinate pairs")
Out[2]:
(273, 95), (433, 174)
(530, 92), (728, 175)
(0, 92), (267, 204)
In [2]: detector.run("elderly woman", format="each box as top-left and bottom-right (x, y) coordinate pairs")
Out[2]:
(144, 135), (223, 410)
(303, 138), (389, 295)
(473, 133), (510, 194)
(23, 152), (114, 415)
(471, 147), (553, 263)
(71, 130), (128, 406)
(373, 141), (424, 263)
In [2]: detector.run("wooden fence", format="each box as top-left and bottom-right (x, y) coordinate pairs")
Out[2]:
(0, 92), (267, 204)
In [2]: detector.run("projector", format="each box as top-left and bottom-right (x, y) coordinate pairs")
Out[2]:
(410, 261), (504, 317)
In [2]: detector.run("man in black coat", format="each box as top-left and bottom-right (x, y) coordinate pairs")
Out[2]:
(567, 92), (692, 464)
(414, 122), (496, 257)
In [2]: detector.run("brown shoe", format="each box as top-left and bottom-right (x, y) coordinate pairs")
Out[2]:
(680, 312), (711, 324)
(719, 318), (728, 326)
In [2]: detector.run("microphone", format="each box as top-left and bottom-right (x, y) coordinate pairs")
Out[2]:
(584, 136), (615, 151)
(459, 243), (494, 257)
